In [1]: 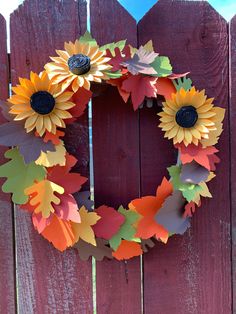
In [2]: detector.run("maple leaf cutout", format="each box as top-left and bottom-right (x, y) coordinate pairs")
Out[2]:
(71, 206), (100, 246)
(41, 214), (75, 251)
(112, 240), (143, 260)
(129, 177), (173, 242)
(122, 75), (157, 110)
(25, 180), (64, 218)
(176, 143), (220, 171)
(106, 46), (131, 71)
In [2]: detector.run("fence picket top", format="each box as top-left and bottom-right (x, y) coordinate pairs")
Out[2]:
(90, 0), (142, 313)
(230, 13), (236, 314)
(10, 1), (93, 313)
(138, 1), (231, 313)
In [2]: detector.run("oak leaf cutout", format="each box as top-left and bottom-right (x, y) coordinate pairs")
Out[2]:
(74, 239), (113, 261)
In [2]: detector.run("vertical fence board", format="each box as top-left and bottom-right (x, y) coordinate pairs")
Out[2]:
(10, 1), (93, 313)
(138, 1), (231, 313)
(90, 0), (142, 313)
(0, 14), (16, 314)
(230, 14), (236, 314)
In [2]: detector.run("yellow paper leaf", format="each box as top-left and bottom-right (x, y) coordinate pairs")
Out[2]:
(35, 141), (66, 167)
(143, 40), (154, 52)
(25, 180), (64, 218)
(71, 206), (100, 246)
(192, 181), (212, 204)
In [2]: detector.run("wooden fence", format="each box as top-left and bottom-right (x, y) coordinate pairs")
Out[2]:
(0, 0), (235, 313)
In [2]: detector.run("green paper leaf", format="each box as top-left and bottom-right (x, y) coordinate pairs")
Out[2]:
(109, 206), (139, 250)
(104, 70), (122, 79)
(0, 148), (46, 204)
(168, 165), (202, 202)
(100, 40), (127, 56)
(79, 31), (97, 46)
(151, 56), (172, 77)
(173, 77), (193, 91)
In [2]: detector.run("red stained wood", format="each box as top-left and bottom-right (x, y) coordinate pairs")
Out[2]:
(90, 0), (142, 313)
(138, 1), (231, 313)
(10, 1), (93, 313)
(230, 14), (236, 314)
(0, 14), (16, 314)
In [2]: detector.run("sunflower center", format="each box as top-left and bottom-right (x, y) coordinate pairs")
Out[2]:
(175, 105), (198, 128)
(68, 54), (91, 75)
(30, 91), (55, 115)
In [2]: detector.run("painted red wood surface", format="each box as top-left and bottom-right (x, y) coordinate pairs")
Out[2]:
(230, 14), (236, 314)
(90, 1), (142, 313)
(10, 1), (93, 313)
(138, 1), (231, 313)
(0, 14), (16, 314)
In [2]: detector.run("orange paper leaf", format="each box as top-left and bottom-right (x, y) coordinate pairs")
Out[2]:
(112, 240), (143, 260)
(155, 78), (176, 100)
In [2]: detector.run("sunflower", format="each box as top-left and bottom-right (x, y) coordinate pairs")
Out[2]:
(8, 71), (75, 136)
(44, 39), (112, 92)
(158, 87), (224, 146)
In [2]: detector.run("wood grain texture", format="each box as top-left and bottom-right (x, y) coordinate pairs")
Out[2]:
(0, 14), (16, 314)
(138, 1), (231, 313)
(10, 1), (93, 313)
(230, 14), (236, 314)
(90, 0), (142, 313)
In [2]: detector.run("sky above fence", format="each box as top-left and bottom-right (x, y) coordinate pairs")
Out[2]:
(0, 0), (236, 24)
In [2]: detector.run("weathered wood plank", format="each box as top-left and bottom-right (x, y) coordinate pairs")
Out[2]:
(0, 14), (16, 314)
(10, 1), (93, 313)
(230, 14), (236, 314)
(90, 0), (142, 313)
(138, 1), (231, 313)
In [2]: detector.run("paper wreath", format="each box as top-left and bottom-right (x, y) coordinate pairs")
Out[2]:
(0, 32), (225, 261)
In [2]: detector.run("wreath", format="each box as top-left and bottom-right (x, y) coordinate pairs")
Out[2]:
(0, 32), (225, 261)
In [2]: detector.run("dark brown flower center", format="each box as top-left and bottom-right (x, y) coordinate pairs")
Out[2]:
(30, 91), (55, 115)
(68, 54), (91, 75)
(175, 105), (198, 128)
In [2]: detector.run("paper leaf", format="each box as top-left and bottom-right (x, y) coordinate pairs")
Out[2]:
(93, 205), (125, 240)
(25, 180), (64, 218)
(35, 141), (66, 167)
(112, 240), (143, 260)
(122, 46), (158, 75)
(54, 194), (81, 223)
(106, 46), (131, 71)
(0, 100), (12, 121)
(71, 206), (100, 246)
(0, 148), (46, 204)
(79, 31), (97, 46)
(122, 75), (157, 110)
(155, 190), (190, 235)
(129, 178), (173, 242)
(100, 40), (127, 55)
(74, 239), (113, 261)
(155, 78), (176, 100)
(32, 213), (52, 233)
(173, 77), (193, 91)
(191, 181), (212, 204)
(67, 88), (92, 123)
(151, 56), (172, 77)
(43, 130), (65, 146)
(76, 191), (94, 212)
(168, 165), (202, 202)
(109, 206), (139, 251)
(0, 121), (55, 164)
(183, 201), (199, 218)
(177, 143), (220, 171)
(180, 161), (210, 184)
(47, 157), (87, 194)
(41, 214), (75, 251)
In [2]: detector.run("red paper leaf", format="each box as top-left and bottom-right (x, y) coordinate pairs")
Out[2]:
(155, 78), (176, 100)
(92, 205), (125, 240)
(112, 240), (143, 260)
(106, 46), (131, 71)
(43, 130), (65, 145)
(183, 200), (201, 218)
(108, 74), (131, 103)
(32, 212), (52, 233)
(122, 75), (157, 110)
(47, 155), (87, 194)
(54, 193), (81, 223)
(176, 143), (220, 171)
(67, 87), (92, 123)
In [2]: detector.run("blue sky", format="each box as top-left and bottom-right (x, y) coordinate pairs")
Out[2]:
(0, 0), (235, 26)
